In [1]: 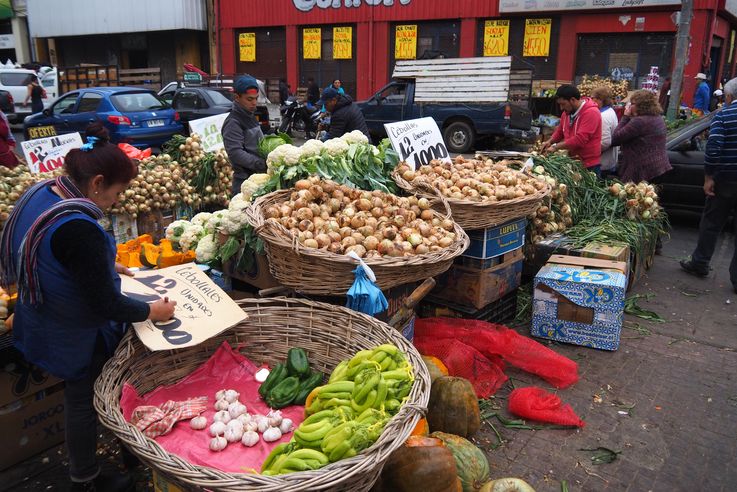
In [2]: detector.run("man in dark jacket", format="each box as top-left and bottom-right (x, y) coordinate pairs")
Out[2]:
(222, 75), (266, 197)
(306, 78), (320, 107)
(322, 87), (370, 140)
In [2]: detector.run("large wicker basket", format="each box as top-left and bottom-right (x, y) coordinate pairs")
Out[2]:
(94, 298), (430, 492)
(393, 170), (551, 231)
(244, 189), (470, 295)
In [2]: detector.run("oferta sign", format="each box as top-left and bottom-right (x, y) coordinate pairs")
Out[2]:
(499, 0), (680, 12)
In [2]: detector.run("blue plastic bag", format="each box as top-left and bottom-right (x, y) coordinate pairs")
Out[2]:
(345, 252), (388, 316)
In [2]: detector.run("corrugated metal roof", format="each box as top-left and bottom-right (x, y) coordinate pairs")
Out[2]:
(28, 0), (207, 38)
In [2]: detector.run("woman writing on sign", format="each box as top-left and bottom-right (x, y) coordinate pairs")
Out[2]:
(0, 123), (175, 492)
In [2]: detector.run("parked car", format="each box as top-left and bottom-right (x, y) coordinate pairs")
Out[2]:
(0, 67), (54, 123)
(23, 87), (184, 148)
(0, 89), (15, 116)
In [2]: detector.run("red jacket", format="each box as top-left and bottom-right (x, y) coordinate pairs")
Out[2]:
(551, 98), (602, 168)
(0, 113), (18, 169)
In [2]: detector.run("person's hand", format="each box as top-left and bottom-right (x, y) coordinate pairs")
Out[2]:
(115, 262), (135, 276)
(149, 299), (177, 321)
(703, 175), (716, 197)
(624, 103), (633, 117)
(540, 140), (552, 153)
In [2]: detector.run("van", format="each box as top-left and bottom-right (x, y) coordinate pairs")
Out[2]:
(0, 68), (57, 123)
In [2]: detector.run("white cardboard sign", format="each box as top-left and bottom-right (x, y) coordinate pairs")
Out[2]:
(188, 113), (229, 152)
(121, 264), (247, 351)
(384, 117), (451, 169)
(21, 133), (84, 174)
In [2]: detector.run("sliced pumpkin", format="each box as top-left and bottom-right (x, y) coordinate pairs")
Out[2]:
(140, 243), (161, 268)
(410, 418), (430, 437)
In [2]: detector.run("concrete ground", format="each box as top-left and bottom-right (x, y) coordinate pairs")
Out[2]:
(1, 223), (735, 491)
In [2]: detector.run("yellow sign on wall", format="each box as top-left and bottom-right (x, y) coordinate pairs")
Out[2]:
(483, 20), (510, 57)
(395, 25), (417, 60)
(333, 26), (352, 59)
(523, 19), (552, 57)
(239, 33), (256, 62)
(303, 28), (321, 59)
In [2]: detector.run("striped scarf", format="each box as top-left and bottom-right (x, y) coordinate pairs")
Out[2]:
(0, 175), (103, 305)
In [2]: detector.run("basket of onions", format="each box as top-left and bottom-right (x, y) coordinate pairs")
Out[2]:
(245, 177), (469, 295)
(393, 156), (551, 231)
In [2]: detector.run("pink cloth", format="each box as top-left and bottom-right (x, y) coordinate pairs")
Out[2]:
(120, 342), (305, 473)
(130, 397), (208, 438)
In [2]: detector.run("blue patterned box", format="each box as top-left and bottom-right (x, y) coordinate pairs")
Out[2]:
(530, 255), (628, 351)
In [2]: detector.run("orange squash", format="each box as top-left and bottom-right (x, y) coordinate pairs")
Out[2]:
(422, 355), (449, 383)
(140, 243), (161, 268)
(410, 418), (430, 437)
(427, 376), (481, 438)
(377, 436), (462, 492)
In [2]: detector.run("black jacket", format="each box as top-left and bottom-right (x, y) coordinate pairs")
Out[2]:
(307, 83), (320, 104)
(221, 102), (266, 180)
(326, 95), (370, 140)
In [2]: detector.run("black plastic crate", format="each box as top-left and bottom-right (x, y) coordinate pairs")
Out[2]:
(418, 289), (518, 324)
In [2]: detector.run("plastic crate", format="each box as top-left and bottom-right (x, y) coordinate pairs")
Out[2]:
(418, 290), (518, 324)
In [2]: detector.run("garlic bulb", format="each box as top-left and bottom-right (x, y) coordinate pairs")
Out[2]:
(215, 389), (227, 401)
(279, 418), (294, 434)
(237, 413), (252, 426)
(209, 435), (227, 451)
(262, 426), (282, 442)
(213, 410), (231, 424)
(244, 421), (258, 433)
(241, 430), (259, 447)
(209, 421), (227, 437)
(254, 415), (269, 433)
(190, 416), (207, 430)
(224, 389), (240, 403)
(267, 410), (283, 427)
(228, 402), (247, 420)
(224, 426), (244, 443)
(255, 368), (270, 383)
(226, 419), (244, 433)
(214, 399), (229, 411)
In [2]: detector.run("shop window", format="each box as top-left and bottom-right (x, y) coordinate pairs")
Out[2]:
(389, 20), (460, 72)
(299, 25), (357, 98)
(235, 28), (286, 83)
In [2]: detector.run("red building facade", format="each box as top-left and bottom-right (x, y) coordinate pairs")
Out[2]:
(217, 0), (737, 106)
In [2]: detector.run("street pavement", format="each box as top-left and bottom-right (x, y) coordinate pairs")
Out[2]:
(0, 223), (735, 491)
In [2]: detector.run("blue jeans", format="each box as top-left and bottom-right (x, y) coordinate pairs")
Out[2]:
(691, 180), (737, 287)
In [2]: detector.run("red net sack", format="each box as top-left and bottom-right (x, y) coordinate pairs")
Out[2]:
(508, 386), (585, 427)
(118, 143), (152, 160)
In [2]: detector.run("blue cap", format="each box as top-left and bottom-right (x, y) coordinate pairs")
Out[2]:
(234, 75), (259, 94)
(322, 87), (339, 100)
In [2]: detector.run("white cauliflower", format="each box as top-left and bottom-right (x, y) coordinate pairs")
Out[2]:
(300, 139), (325, 158)
(221, 208), (248, 235)
(165, 220), (191, 244)
(179, 224), (205, 252)
(229, 193), (248, 210)
(191, 212), (212, 228)
(195, 234), (219, 263)
(341, 130), (369, 145)
(241, 173), (270, 201)
(324, 138), (349, 156)
(266, 144), (302, 168)
(206, 210), (228, 234)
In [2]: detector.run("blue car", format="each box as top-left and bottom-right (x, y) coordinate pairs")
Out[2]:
(23, 87), (184, 148)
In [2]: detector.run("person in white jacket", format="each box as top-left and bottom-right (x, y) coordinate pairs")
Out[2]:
(591, 86), (620, 178)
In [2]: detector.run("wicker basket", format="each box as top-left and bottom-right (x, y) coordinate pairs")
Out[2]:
(94, 298), (430, 492)
(244, 189), (470, 295)
(392, 170), (551, 231)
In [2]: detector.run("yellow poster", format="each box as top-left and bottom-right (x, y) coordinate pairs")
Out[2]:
(523, 19), (552, 57)
(333, 26), (352, 59)
(395, 25), (417, 60)
(483, 20), (509, 57)
(303, 28), (321, 59)
(239, 33), (256, 62)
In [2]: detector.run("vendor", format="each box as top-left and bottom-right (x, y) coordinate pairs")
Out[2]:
(222, 75), (267, 197)
(321, 87), (370, 141)
(0, 123), (176, 492)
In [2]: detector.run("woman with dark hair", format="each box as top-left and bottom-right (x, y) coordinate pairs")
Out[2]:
(0, 122), (176, 492)
(24, 74), (44, 114)
(611, 90), (672, 183)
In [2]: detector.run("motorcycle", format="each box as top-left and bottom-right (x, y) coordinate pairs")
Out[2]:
(278, 97), (321, 138)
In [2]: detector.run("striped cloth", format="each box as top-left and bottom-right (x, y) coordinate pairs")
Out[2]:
(705, 102), (737, 181)
(130, 397), (208, 438)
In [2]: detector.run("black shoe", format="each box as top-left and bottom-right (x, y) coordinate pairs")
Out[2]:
(680, 259), (709, 277)
(70, 471), (134, 492)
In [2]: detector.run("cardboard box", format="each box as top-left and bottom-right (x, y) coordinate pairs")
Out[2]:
(432, 248), (523, 309)
(456, 245), (523, 270)
(531, 255), (628, 351)
(224, 251), (280, 290)
(463, 218), (527, 260)
(580, 241), (630, 270)
(523, 233), (576, 277)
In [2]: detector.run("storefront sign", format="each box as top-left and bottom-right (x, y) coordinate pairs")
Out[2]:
(188, 113), (229, 152)
(121, 264), (248, 351)
(483, 20), (509, 57)
(385, 117), (451, 169)
(728, 0), (737, 17)
(499, 0), (679, 12)
(523, 18), (552, 57)
(21, 133), (84, 174)
(239, 33), (256, 62)
(294, 0), (412, 12)
(333, 26), (352, 59)
(303, 27), (321, 59)
(0, 34), (14, 49)
(395, 25), (417, 60)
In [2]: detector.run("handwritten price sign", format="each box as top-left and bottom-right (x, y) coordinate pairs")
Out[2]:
(395, 25), (417, 60)
(483, 20), (509, 57)
(333, 26), (353, 59)
(523, 18), (552, 57)
(121, 264), (247, 351)
(188, 113), (228, 152)
(385, 117), (451, 170)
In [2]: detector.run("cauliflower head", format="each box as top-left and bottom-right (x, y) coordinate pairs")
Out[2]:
(206, 210), (228, 234)
(221, 208), (248, 235)
(165, 220), (191, 243)
(179, 224), (205, 252)
(324, 138), (349, 156)
(195, 234), (219, 263)
(300, 139), (325, 158)
(341, 130), (369, 145)
(191, 212), (212, 228)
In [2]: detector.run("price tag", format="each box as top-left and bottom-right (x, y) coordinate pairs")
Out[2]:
(187, 113), (229, 152)
(384, 117), (451, 170)
(121, 263), (247, 351)
(21, 133), (84, 174)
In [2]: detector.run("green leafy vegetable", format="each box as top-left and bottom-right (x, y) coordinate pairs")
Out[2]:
(258, 132), (293, 159)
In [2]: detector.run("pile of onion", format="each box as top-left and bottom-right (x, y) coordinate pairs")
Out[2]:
(610, 181), (662, 221)
(0, 164), (63, 230)
(264, 177), (458, 258)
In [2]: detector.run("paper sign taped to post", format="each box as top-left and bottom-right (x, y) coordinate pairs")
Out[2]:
(384, 117), (451, 169)
(121, 263), (247, 351)
(188, 113), (229, 153)
(21, 133), (84, 174)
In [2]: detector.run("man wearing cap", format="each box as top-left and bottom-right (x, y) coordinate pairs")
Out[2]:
(693, 73), (711, 115)
(222, 75), (266, 197)
(321, 86), (369, 141)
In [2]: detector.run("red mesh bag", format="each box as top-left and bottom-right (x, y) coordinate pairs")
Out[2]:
(413, 337), (507, 398)
(118, 143), (152, 160)
(508, 386), (585, 427)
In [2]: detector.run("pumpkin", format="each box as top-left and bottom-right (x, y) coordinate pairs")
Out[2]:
(377, 436), (462, 492)
(422, 355), (449, 383)
(427, 376), (480, 437)
(410, 417), (430, 437)
(479, 478), (536, 492)
(140, 242), (161, 268)
(431, 432), (490, 492)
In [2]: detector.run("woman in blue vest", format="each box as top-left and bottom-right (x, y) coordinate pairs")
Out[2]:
(0, 123), (176, 492)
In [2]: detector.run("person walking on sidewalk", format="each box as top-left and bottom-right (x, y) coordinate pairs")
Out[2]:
(681, 77), (737, 294)
(693, 73), (711, 116)
(24, 74), (44, 114)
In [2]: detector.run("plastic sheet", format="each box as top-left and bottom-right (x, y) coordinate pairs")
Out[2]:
(120, 342), (305, 473)
(508, 386), (585, 427)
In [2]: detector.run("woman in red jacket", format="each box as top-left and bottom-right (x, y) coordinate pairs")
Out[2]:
(0, 109), (18, 169)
